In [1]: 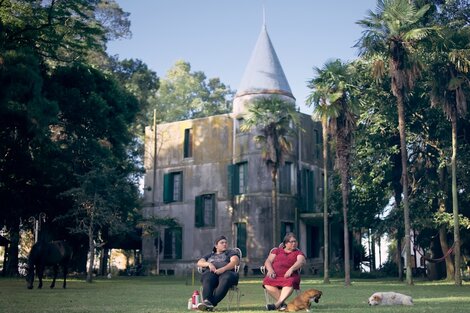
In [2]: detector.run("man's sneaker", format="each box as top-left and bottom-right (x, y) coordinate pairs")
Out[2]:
(197, 300), (214, 311)
(278, 302), (287, 311)
(266, 303), (276, 311)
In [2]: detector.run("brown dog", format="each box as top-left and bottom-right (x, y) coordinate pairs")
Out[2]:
(285, 288), (322, 312)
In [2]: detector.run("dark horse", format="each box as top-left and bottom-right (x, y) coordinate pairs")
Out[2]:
(26, 240), (72, 289)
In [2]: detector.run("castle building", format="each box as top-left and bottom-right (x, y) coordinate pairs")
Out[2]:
(142, 25), (340, 275)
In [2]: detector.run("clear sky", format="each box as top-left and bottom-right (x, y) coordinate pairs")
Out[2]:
(106, 0), (377, 114)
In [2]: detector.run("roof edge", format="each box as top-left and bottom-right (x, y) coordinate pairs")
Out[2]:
(235, 89), (295, 100)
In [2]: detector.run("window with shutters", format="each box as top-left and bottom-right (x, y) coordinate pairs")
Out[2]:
(163, 227), (182, 259)
(227, 162), (248, 196)
(314, 129), (320, 159)
(300, 168), (315, 212)
(195, 194), (215, 227)
(163, 171), (183, 203)
(278, 162), (292, 194)
(238, 163), (247, 194)
(236, 222), (247, 257)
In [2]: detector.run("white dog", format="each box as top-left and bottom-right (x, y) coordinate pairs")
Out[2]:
(368, 292), (413, 306)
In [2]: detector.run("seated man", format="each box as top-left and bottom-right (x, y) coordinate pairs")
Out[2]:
(196, 235), (240, 311)
(262, 233), (306, 311)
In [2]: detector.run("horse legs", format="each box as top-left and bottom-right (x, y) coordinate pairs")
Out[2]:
(26, 267), (35, 289)
(62, 264), (68, 289)
(50, 264), (58, 289)
(37, 266), (44, 289)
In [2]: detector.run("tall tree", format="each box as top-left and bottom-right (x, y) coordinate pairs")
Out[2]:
(240, 96), (299, 246)
(106, 57), (160, 135)
(306, 63), (339, 284)
(154, 60), (233, 122)
(0, 49), (58, 275)
(356, 0), (432, 284)
(426, 26), (470, 285)
(307, 59), (358, 286)
(46, 64), (141, 282)
(1, 0), (103, 63)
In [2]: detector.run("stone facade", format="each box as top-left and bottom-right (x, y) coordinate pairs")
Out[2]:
(141, 25), (340, 276)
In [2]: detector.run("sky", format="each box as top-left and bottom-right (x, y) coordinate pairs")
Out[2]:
(106, 0), (377, 114)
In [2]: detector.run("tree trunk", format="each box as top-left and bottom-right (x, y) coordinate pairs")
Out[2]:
(437, 167), (454, 279)
(86, 206), (95, 283)
(100, 248), (109, 276)
(371, 232), (376, 271)
(397, 236), (403, 281)
(156, 231), (161, 275)
(272, 169), (279, 246)
(451, 114), (461, 286)
(5, 222), (20, 277)
(438, 226), (454, 279)
(340, 162), (351, 286)
(396, 92), (413, 285)
(322, 117), (330, 283)
(392, 148), (404, 281)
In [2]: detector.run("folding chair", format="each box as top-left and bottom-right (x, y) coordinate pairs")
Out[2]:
(260, 246), (302, 306)
(197, 247), (242, 312)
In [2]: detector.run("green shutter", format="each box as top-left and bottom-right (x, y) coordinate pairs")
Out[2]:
(195, 195), (203, 227)
(227, 164), (236, 197)
(236, 223), (247, 257)
(163, 228), (171, 259)
(279, 163), (291, 194)
(300, 169), (307, 212)
(281, 223), (286, 239)
(178, 172), (183, 201)
(308, 170), (314, 212)
(306, 225), (312, 257)
(209, 195), (215, 226)
(175, 227), (182, 259)
(241, 162), (247, 194)
(163, 173), (173, 203)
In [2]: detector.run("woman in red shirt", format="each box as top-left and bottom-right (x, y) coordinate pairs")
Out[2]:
(262, 233), (306, 311)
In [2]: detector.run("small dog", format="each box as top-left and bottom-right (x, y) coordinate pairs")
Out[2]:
(368, 292), (413, 306)
(286, 288), (322, 312)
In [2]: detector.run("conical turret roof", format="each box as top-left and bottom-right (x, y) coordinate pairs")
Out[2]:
(235, 25), (294, 99)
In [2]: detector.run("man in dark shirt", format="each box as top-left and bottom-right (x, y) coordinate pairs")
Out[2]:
(196, 236), (240, 311)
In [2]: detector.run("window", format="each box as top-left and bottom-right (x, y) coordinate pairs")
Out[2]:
(281, 222), (294, 238)
(238, 163), (247, 194)
(228, 162), (248, 196)
(195, 194), (215, 227)
(236, 223), (247, 257)
(306, 225), (320, 258)
(278, 162), (291, 194)
(300, 168), (315, 212)
(163, 171), (183, 203)
(314, 129), (320, 159)
(184, 128), (192, 158)
(236, 118), (244, 133)
(163, 227), (182, 259)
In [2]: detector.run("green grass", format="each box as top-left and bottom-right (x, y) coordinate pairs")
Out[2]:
(0, 276), (469, 312)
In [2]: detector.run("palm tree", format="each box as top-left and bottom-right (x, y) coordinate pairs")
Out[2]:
(307, 59), (358, 286)
(427, 27), (470, 286)
(240, 96), (299, 246)
(356, 0), (432, 285)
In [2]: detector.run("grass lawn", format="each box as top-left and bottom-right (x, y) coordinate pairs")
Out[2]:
(0, 276), (469, 313)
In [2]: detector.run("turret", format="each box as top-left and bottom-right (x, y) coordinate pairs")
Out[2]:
(233, 25), (295, 117)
